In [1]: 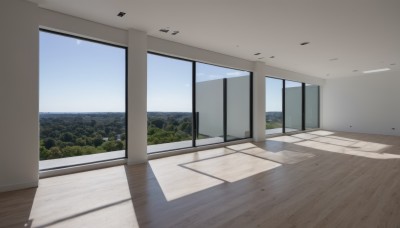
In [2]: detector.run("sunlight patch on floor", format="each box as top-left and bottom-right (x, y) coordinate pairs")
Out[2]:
(308, 130), (335, 136)
(226, 142), (257, 151)
(296, 140), (398, 159)
(241, 147), (315, 164)
(182, 153), (281, 183)
(267, 136), (304, 143)
(148, 148), (234, 201)
(30, 166), (139, 227)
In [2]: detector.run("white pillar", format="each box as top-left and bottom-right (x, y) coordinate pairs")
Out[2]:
(252, 61), (267, 142)
(127, 29), (148, 165)
(0, 0), (39, 192)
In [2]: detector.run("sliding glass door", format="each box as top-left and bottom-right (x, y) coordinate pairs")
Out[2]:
(195, 63), (251, 146)
(147, 54), (252, 153)
(265, 77), (320, 135)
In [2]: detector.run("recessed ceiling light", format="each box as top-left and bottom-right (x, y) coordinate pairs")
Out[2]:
(363, 68), (391, 74)
(117, 12), (126, 17)
(159, 28), (169, 33)
(300, 42), (310, 46)
(171, 31), (179, 35)
(254, 53), (261, 56)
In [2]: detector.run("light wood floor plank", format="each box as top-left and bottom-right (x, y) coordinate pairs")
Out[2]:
(1, 130), (400, 228)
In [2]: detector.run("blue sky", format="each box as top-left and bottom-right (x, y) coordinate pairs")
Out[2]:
(39, 31), (126, 112)
(40, 31), (282, 113)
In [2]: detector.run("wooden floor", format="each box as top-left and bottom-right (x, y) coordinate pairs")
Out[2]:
(2, 130), (400, 228)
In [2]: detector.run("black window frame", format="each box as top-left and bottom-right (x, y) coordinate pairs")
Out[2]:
(39, 28), (128, 171)
(265, 76), (320, 135)
(147, 51), (253, 153)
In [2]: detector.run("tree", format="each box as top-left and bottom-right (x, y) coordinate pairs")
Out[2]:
(44, 138), (56, 149)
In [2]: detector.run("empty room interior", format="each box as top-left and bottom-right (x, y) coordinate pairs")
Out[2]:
(1, 0), (400, 227)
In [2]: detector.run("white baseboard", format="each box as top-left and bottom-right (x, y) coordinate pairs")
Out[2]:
(0, 181), (38, 193)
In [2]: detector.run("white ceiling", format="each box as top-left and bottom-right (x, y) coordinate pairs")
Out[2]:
(30, 0), (400, 78)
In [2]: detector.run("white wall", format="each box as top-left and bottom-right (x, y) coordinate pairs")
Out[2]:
(322, 71), (400, 136)
(0, 0), (39, 192)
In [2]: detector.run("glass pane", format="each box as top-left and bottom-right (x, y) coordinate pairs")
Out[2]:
(39, 31), (126, 170)
(305, 84), (319, 129)
(227, 72), (251, 140)
(265, 77), (283, 134)
(147, 54), (193, 153)
(285, 80), (302, 132)
(195, 63), (224, 146)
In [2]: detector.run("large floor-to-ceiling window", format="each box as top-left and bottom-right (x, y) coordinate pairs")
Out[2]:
(147, 53), (252, 153)
(265, 77), (319, 135)
(196, 63), (251, 146)
(285, 80), (302, 132)
(39, 30), (127, 170)
(147, 53), (193, 153)
(265, 77), (283, 134)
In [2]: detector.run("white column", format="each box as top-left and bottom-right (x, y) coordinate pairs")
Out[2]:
(127, 29), (148, 165)
(252, 61), (267, 142)
(0, 0), (39, 192)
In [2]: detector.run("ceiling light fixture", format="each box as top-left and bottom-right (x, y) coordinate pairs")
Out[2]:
(117, 12), (126, 17)
(300, 42), (310, 46)
(159, 28), (170, 33)
(363, 68), (390, 74)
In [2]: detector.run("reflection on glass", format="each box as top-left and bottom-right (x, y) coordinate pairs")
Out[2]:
(305, 84), (319, 129)
(147, 54), (193, 153)
(285, 80), (302, 132)
(39, 31), (126, 168)
(265, 77), (283, 134)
